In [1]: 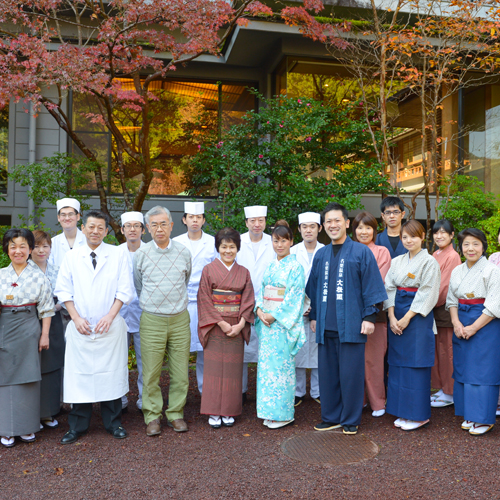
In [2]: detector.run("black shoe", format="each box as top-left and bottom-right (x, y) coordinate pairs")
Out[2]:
(60, 430), (81, 445)
(342, 425), (358, 435)
(314, 421), (341, 431)
(110, 426), (128, 439)
(294, 396), (304, 407)
(312, 396), (321, 404)
(242, 393), (247, 405)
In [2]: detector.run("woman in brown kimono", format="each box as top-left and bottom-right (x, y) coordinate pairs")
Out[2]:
(197, 228), (255, 428)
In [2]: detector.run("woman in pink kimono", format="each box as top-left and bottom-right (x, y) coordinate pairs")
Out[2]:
(352, 211), (391, 417)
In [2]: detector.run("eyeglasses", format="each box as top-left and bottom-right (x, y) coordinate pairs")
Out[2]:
(59, 212), (77, 219)
(149, 222), (170, 229)
(123, 224), (142, 230)
(383, 210), (401, 216)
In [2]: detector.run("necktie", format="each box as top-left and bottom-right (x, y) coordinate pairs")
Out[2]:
(91, 252), (97, 269)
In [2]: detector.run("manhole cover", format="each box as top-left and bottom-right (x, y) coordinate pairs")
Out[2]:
(281, 431), (379, 465)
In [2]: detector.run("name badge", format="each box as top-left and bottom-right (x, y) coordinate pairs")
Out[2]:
(407, 273), (415, 279)
(466, 293), (475, 299)
(5, 295), (13, 300)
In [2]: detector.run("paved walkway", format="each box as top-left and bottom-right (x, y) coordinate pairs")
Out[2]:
(1, 368), (498, 499)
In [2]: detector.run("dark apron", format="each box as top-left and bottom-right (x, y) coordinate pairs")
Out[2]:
(0, 304), (42, 386)
(40, 309), (65, 374)
(453, 300), (500, 385)
(388, 288), (435, 368)
(434, 304), (453, 328)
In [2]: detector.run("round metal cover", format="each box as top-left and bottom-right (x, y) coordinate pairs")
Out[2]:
(281, 430), (379, 465)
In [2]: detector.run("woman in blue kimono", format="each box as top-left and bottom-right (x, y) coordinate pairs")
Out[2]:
(385, 220), (441, 431)
(255, 220), (306, 430)
(447, 228), (500, 436)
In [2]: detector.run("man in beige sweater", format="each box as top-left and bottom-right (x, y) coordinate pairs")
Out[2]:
(133, 206), (192, 436)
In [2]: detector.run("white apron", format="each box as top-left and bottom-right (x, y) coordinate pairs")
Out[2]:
(63, 315), (129, 403)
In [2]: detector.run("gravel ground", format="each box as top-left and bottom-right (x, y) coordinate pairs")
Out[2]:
(1, 366), (500, 500)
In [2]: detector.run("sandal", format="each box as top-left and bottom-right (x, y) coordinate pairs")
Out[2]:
(1, 436), (15, 448)
(208, 416), (221, 429)
(41, 417), (59, 429)
(431, 398), (454, 408)
(19, 433), (36, 443)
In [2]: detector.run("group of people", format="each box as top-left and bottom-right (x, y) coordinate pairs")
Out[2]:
(1, 194), (500, 448)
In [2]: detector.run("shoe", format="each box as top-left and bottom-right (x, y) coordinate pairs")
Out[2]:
(208, 416), (221, 429)
(242, 393), (247, 405)
(136, 398), (143, 411)
(40, 423), (44, 430)
(267, 419), (294, 429)
(121, 406), (128, 414)
(312, 397), (321, 404)
(41, 417), (59, 429)
(431, 396), (454, 408)
(314, 421), (341, 431)
(469, 423), (494, 436)
(294, 396), (304, 407)
(342, 425), (358, 435)
(496, 406), (500, 416)
(1, 436), (15, 448)
(263, 419), (271, 427)
(401, 419), (430, 431)
(372, 409), (386, 418)
(167, 418), (188, 433)
(110, 426), (128, 439)
(461, 420), (474, 430)
(394, 418), (405, 428)
(222, 416), (234, 427)
(19, 433), (36, 443)
(61, 430), (81, 445)
(146, 418), (161, 436)
(431, 389), (443, 401)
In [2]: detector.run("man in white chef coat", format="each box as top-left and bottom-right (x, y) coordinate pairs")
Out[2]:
(173, 201), (216, 394)
(119, 211), (146, 412)
(55, 210), (134, 444)
(49, 198), (86, 269)
(237, 205), (275, 401)
(291, 212), (324, 406)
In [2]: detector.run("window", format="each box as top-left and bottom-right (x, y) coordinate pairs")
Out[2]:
(69, 79), (256, 196)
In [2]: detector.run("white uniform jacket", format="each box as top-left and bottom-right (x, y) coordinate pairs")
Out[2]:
(55, 242), (134, 403)
(48, 229), (86, 269)
(236, 232), (276, 363)
(119, 241), (146, 334)
(173, 231), (217, 351)
(291, 241), (325, 369)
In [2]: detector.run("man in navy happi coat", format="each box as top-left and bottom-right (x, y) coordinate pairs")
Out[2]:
(307, 203), (387, 435)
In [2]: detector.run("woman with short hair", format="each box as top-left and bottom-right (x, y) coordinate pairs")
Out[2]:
(0, 228), (54, 448)
(31, 230), (66, 429)
(197, 228), (255, 429)
(255, 221), (306, 429)
(352, 211), (391, 417)
(447, 228), (500, 436)
(430, 220), (461, 408)
(385, 220), (441, 431)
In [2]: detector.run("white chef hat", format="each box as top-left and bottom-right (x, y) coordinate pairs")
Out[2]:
(184, 202), (205, 215)
(121, 211), (144, 226)
(298, 212), (321, 225)
(244, 206), (267, 218)
(56, 198), (80, 213)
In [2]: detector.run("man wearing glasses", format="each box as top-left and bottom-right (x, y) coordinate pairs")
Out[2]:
(133, 206), (192, 436)
(49, 198), (86, 268)
(376, 196), (407, 259)
(119, 212), (146, 412)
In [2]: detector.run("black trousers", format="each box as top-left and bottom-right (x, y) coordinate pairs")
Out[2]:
(318, 331), (365, 427)
(68, 398), (122, 434)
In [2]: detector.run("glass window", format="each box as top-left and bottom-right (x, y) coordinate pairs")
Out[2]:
(0, 105), (8, 193)
(69, 79), (256, 196)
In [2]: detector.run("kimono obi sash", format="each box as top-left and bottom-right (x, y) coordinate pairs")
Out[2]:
(454, 301), (500, 385)
(212, 289), (241, 313)
(263, 285), (286, 312)
(397, 287), (418, 292)
(458, 298), (485, 305)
